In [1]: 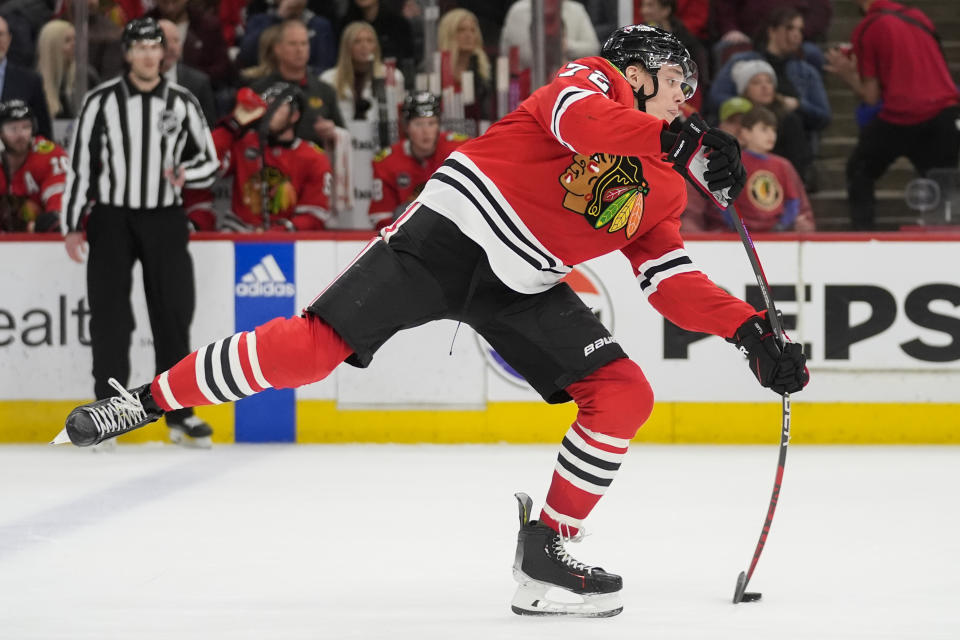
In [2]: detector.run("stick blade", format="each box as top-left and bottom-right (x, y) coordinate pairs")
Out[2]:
(732, 571), (757, 604)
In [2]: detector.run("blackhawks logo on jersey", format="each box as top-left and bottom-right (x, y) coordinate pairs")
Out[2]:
(559, 153), (649, 239)
(241, 166), (298, 216)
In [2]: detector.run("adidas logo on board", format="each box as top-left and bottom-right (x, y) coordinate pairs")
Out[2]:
(235, 255), (295, 298)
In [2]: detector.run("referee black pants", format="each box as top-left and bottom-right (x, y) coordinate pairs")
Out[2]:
(846, 104), (960, 230)
(86, 205), (195, 423)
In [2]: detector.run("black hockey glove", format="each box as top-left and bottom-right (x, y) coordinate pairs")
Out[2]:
(728, 315), (809, 395)
(661, 115), (747, 209)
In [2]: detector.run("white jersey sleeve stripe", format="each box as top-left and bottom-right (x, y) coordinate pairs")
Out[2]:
(550, 88), (601, 153)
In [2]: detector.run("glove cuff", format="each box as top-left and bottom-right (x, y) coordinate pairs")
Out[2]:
(659, 129), (679, 154)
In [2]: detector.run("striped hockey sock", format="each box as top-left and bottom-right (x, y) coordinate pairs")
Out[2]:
(150, 315), (351, 411)
(539, 421), (630, 537)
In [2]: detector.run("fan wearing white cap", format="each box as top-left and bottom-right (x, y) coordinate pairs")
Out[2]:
(730, 58), (813, 182)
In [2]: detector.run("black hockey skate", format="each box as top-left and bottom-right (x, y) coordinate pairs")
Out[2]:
(52, 378), (163, 447)
(167, 415), (213, 449)
(511, 492), (623, 618)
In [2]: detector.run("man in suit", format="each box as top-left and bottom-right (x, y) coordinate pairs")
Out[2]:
(157, 19), (216, 125)
(0, 15), (52, 138)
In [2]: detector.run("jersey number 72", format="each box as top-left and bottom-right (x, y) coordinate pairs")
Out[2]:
(557, 63), (611, 93)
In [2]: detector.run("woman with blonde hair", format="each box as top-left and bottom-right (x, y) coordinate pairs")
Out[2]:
(436, 8), (492, 120)
(36, 19), (96, 120)
(240, 24), (283, 81)
(320, 21), (404, 123)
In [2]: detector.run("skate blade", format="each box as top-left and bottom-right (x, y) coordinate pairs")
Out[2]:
(169, 430), (212, 449)
(511, 577), (623, 618)
(50, 428), (72, 445)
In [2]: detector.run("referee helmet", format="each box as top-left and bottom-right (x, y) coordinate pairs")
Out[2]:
(122, 18), (165, 50)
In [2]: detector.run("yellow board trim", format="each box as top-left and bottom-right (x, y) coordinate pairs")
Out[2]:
(0, 401), (233, 445)
(2, 401), (958, 444)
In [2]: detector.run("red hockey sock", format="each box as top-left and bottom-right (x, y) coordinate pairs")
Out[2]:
(538, 358), (654, 536)
(150, 315), (352, 411)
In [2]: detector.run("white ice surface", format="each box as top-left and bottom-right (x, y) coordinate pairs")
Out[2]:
(0, 444), (957, 640)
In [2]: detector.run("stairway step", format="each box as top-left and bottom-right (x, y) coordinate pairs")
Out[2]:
(809, 189), (918, 231)
(818, 135), (857, 158)
(815, 157), (918, 191)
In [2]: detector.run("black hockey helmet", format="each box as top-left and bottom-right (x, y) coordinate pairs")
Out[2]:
(0, 99), (36, 131)
(402, 91), (441, 121)
(601, 24), (698, 107)
(259, 82), (306, 115)
(121, 17), (165, 50)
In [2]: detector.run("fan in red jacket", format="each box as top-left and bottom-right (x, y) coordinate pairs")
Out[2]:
(60, 26), (808, 618)
(369, 92), (469, 229)
(0, 100), (67, 232)
(190, 84), (333, 231)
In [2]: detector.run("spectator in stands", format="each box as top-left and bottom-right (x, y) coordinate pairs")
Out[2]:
(146, 0), (234, 90)
(732, 59), (812, 186)
(732, 106), (814, 231)
(710, 0), (831, 70)
(499, 0), (600, 71)
(238, 0), (337, 74)
(340, 0), (416, 72)
(157, 19), (216, 125)
(709, 7), (830, 134)
(0, 0), (54, 67)
(450, 0), (512, 54)
(369, 91), (468, 229)
(36, 19), (99, 120)
(437, 8), (493, 121)
(321, 21), (405, 124)
(638, 0), (709, 113)
(825, 0), (960, 231)
(0, 16), (52, 139)
(0, 99), (66, 233)
(240, 24), (283, 82)
(250, 20), (345, 151)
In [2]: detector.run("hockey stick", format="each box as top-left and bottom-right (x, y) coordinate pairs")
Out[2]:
(256, 85), (299, 230)
(727, 203), (792, 604)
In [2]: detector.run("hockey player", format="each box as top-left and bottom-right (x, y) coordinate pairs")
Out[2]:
(0, 99), (67, 232)
(368, 91), (468, 229)
(56, 26), (808, 617)
(189, 83), (333, 231)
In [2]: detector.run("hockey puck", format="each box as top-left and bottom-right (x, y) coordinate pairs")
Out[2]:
(732, 571), (762, 604)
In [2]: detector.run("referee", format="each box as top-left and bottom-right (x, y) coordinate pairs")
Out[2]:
(62, 18), (220, 448)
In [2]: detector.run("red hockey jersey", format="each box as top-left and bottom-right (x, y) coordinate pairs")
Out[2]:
(0, 137), (67, 232)
(212, 127), (332, 230)
(369, 132), (468, 229)
(415, 56), (757, 338)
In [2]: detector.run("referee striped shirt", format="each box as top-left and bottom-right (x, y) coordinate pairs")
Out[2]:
(62, 75), (219, 232)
